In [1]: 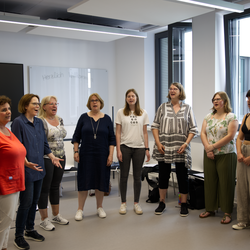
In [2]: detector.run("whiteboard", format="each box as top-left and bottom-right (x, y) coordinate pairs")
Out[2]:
(29, 66), (109, 126)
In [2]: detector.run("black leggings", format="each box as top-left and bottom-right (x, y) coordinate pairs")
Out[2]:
(158, 161), (189, 194)
(38, 156), (65, 209)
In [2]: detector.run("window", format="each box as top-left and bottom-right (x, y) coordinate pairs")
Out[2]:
(155, 22), (192, 109)
(225, 9), (250, 122)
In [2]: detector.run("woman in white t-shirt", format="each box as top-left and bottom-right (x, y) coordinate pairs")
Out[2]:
(115, 89), (150, 215)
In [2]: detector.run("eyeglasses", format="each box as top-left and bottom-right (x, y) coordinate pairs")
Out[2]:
(45, 103), (59, 106)
(212, 98), (222, 103)
(169, 88), (179, 92)
(31, 102), (41, 106)
(90, 99), (100, 103)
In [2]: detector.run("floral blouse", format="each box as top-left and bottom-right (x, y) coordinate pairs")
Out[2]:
(205, 112), (237, 155)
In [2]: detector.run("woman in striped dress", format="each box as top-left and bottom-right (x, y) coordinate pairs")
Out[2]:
(151, 82), (198, 217)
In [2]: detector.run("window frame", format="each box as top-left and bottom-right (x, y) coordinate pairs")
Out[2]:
(155, 22), (192, 110)
(224, 8), (250, 120)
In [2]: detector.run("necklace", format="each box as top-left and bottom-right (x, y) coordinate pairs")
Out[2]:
(90, 117), (100, 139)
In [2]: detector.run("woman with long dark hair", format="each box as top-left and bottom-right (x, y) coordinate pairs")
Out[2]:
(116, 89), (150, 215)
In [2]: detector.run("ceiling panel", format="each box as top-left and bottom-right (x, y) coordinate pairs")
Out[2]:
(27, 26), (128, 42)
(68, 0), (214, 27)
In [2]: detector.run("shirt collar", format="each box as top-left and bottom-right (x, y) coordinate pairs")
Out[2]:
(20, 113), (38, 125)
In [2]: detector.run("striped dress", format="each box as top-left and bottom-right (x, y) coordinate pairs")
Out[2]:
(151, 102), (198, 169)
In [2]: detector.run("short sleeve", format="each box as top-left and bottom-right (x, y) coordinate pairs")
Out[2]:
(115, 109), (123, 125)
(227, 113), (237, 123)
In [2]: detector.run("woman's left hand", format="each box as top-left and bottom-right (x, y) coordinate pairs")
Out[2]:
(205, 144), (214, 153)
(243, 156), (250, 166)
(52, 157), (64, 168)
(177, 144), (187, 154)
(106, 155), (113, 166)
(145, 150), (150, 162)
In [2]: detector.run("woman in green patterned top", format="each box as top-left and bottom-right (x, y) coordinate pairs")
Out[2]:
(199, 92), (238, 224)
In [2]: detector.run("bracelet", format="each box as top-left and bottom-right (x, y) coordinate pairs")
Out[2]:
(184, 142), (188, 146)
(145, 148), (150, 151)
(74, 151), (78, 154)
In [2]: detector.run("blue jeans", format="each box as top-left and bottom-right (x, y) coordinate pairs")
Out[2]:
(15, 179), (43, 237)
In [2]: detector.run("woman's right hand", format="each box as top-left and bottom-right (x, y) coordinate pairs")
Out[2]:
(74, 152), (79, 163)
(117, 151), (122, 162)
(237, 152), (244, 162)
(156, 143), (165, 155)
(207, 151), (214, 160)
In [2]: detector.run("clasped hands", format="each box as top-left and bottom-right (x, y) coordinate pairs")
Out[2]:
(205, 144), (215, 160)
(238, 153), (250, 166)
(156, 143), (187, 155)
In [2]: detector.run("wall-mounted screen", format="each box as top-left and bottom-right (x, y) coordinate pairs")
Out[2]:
(0, 63), (24, 121)
(29, 66), (108, 126)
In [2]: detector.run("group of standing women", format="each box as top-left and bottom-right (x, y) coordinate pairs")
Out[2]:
(1, 83), (250, 250)
(0, 94), (69, 250)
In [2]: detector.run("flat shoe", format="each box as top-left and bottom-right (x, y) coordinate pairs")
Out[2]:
(199, 211), (215, 218)
(221, 214), (232, 224)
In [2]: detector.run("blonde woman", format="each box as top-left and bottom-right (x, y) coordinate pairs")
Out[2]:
(38, 96), (68, 231)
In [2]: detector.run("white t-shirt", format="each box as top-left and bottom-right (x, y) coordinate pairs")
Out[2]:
(115, 108), (149, 148)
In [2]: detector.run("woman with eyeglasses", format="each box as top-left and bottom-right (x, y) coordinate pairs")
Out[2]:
(232, 90), (250, 230)
(11, 94), (63, 250)
(199, 91), (238, 224)
(152, 82), (198, 217)
(72, 93), (115, 220)
(37, 96), (68, 231)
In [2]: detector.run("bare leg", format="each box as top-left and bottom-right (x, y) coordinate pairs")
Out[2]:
(39, 208), (48, 221)
(51, 204), (59, 216)
(180, 193), (188, 203)
(159, 188), (167, 203)
(95, 189), (104, 208)
(78, 191), (88, 210)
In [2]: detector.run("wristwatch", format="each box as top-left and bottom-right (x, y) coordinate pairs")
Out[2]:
(74, 151), (79, 154)
(145, 148), (150, 151)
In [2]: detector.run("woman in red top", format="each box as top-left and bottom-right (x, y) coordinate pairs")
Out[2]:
(0, 96), (26, 250)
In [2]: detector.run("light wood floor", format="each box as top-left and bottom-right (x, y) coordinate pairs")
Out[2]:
(7, 173), (249, 250)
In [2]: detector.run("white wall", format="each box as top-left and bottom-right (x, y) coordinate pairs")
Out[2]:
(0, 31), (117, 118)
(0, 31), (119, 139)
(114, 37), (145, 115)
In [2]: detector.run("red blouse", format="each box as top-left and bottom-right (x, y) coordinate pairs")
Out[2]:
(0, 128), (26, 195)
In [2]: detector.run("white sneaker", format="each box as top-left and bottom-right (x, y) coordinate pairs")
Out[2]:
(75, 209), (83, 221)
(119, 203), (127, 215)
(232, 222), (250, 230)
(40, 218), (55, 231)
(97, 207), (106, 218)
(51, 214), (69, 225)
(134, 203), (143, 215)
